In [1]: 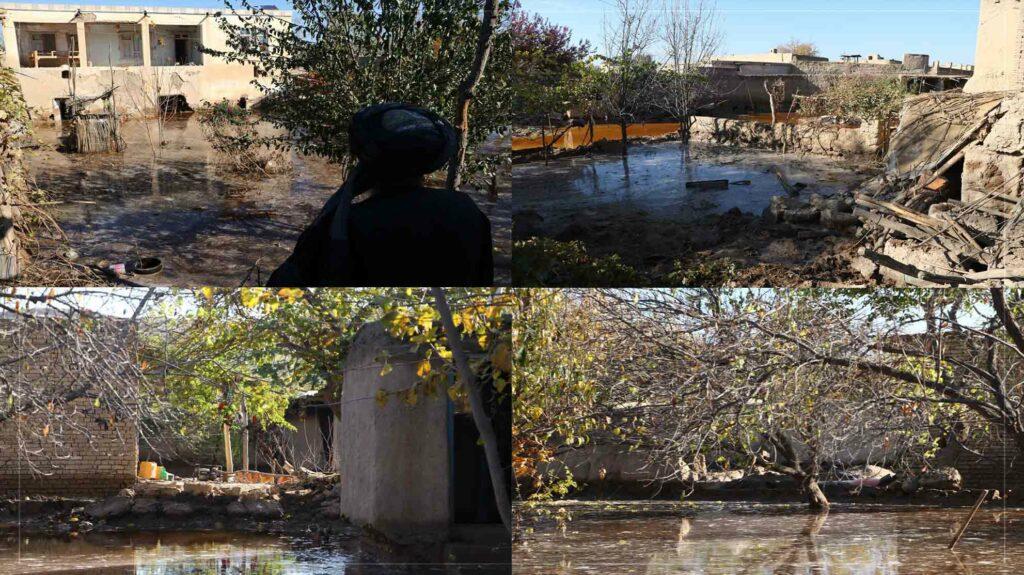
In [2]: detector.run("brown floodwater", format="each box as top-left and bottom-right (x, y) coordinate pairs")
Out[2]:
(514, 141), (865, 229)
(514, 501), (1024, 574)
(513, 140), (875, 284)
(0, 530), (507, 574)
(25, 118), (510, 286)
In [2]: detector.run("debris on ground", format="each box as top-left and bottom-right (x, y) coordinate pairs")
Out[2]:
(852, 91), (1024, 286)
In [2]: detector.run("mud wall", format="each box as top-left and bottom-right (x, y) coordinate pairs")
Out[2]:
(962, 93), (1024, 206)
(690, 115), (882, 158)
(15, 64), (260, 120)
(965, 0), (1024, 93)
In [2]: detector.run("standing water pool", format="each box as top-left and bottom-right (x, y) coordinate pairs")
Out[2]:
(514, 501), (1024, 574)
(0, 530), (507, 574)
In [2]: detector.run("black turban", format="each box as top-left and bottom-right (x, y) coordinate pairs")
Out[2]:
(349, 103), (457, 181)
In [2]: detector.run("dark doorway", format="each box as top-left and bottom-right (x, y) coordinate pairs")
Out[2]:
(451, 378), (511, 524)
(40, 33), (56, 53)
(174, 38), (189, 65)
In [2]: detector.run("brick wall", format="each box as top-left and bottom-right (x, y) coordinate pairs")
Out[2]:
(894, 333), (1024, 491)
(937, 427), (1022, 491)
(0, 316), (140, 497)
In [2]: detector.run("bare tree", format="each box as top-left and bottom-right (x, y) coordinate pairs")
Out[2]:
(655, 0), (723, 140)
(0, 289), (196, 476)
(601, 0), (658, 155)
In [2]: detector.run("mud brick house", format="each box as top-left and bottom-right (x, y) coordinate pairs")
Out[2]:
(0, 313), (139, 497)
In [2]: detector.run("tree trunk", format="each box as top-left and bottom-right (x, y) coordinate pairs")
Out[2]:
(446, 0), (500, 191)
(803, 476), (829, 510)
(765, 80), (777, 125)
(431, 287), (512, 533)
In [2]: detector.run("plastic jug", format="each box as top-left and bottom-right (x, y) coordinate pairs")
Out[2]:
(138, 461), (158, 479)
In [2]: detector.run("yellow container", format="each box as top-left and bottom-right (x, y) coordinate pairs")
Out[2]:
(139, 461), (158, 480)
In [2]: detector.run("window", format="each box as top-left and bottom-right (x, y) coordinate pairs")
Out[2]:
(119, 32), (141, 61)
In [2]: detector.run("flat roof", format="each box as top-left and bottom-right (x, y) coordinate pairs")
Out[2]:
(0, 3), (291, 16)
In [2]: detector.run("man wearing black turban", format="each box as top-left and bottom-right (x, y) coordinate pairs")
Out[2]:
(267, 103), (494, 286)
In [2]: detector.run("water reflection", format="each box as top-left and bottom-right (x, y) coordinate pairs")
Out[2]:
(0, 531), (505, 574)
(514, 502), (1024, 575)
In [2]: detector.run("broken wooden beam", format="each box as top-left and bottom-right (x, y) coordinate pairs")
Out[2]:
(949, 490), (990, 550)
(772, 167), (804, 196)
(853, 208), (931, 241)
(964, 268), (1024, 282)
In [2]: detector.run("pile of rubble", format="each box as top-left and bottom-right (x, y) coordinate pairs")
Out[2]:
(851, 91), (1024, 286)
(81, 480), (287, 522)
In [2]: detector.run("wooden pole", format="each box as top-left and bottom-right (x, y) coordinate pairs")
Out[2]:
(948, 489), (989, 550)
(240, 393), (249, 472)
(223, 422), (234, 475)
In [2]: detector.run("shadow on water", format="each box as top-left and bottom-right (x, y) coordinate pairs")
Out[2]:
(514, 502), (1024, 575)
(26, 118), (345, 286)
(0, 530), (506, 574)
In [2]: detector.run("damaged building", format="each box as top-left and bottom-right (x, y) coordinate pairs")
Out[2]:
(852, 0), (1024, 286)
(0, 3), (292, 120)
(704, 50), (973, 117)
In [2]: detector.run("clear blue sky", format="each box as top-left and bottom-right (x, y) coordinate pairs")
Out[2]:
(520, 0), (981, 65)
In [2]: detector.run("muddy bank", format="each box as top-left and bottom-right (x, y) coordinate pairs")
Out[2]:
(514, 141), (880, 286)
(24, 118), (510, 286)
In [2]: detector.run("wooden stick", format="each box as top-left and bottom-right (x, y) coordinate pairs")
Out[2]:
(948, 489), (989, 549)
(854, 208), (931, 241)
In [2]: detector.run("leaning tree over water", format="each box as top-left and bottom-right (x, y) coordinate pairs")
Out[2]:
(582, 288), (1024, 508)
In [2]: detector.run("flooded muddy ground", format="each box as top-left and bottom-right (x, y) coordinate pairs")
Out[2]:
(0, 530), (508, 574)
(514, 141), (879, 286)
(515, 501), (1024, 574)
(24, 118), (510, 286)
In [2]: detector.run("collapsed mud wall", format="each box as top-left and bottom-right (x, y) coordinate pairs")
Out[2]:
(855, 90), (1024, 286)
(690, 115), (881, 158)
(0, 55), (28, 280)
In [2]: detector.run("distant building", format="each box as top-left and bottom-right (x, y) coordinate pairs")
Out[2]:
(0, 3), (291, 119)
(702, 50), (973, 117)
